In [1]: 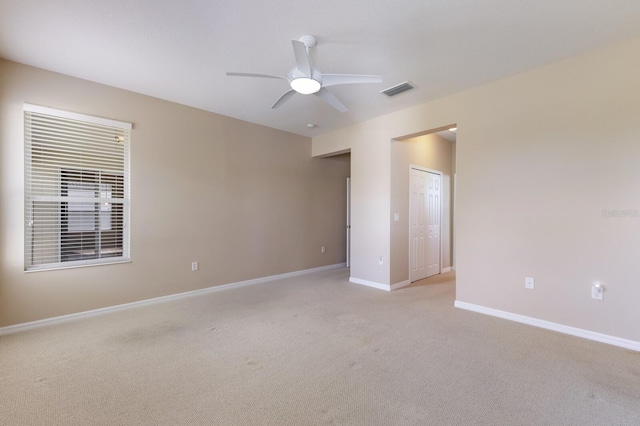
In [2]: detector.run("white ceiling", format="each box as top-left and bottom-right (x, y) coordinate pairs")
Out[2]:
(2, 1), (640, 137)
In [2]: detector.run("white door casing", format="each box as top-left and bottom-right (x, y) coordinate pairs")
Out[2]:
(346, 177), (351, 268)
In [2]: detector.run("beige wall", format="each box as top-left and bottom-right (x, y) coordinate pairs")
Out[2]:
(0, 59), (350, 327)
(313, 36), (640, 342)
(390, 134), (454, 285)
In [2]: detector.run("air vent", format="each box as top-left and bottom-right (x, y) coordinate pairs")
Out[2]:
(380, 81), (415, 97)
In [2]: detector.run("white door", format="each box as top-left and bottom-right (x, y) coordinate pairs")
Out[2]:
(425, 172), (441, 277)
(410, 168), (441, 282)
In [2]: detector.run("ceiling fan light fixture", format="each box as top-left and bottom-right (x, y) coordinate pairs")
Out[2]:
(290, 77), (321, 94)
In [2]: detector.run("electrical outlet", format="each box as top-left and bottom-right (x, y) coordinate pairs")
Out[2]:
(525, 277), (535, 290)
(378, 256), (384, 265)
(592, 283), (604, 300)
(321, 246), (325, 253)
(191, 261), (199, 272)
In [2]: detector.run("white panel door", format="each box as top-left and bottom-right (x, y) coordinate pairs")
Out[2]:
(425, 172), (441, 278)
(410, 169), (428, 282)
(410, 168), (441, 282)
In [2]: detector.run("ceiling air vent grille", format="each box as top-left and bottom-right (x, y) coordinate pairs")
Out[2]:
(380, 81), (415, 97)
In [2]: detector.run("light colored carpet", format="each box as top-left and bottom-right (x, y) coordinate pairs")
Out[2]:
(1, 268), (639, 425)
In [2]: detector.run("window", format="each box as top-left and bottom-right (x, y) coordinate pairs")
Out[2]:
(24, 104), (131, 271)
(59, 169), (124, 262)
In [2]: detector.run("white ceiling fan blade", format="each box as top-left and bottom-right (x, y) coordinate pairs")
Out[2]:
(291, 40), (312, 77)
(226, 72), (286, 80)
(314, 88), (348, 113)
(321, 74), (382, 87)
(271, 89), (296, 109)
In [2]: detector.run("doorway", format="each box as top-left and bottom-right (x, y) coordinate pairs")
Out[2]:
(409, 167), (442, 282)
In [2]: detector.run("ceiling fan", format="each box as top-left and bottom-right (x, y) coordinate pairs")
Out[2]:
(226, 35), (382, 112)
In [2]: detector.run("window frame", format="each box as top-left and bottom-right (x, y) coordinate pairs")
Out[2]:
(24, 103), (132, 272)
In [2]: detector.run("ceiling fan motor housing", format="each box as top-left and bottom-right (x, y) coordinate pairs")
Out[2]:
(299, 35), (317, 49)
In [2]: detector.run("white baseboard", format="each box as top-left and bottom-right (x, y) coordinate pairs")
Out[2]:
(349, 277), (391, 291)
(454, 300), (640, 352)
(0, 263), (347, 336)
(391, 280), (411, 290)
(350, 277), (411, 291)
(441, 267), (452, 273)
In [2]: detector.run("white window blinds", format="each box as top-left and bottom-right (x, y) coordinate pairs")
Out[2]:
(24, 104), (131, 271)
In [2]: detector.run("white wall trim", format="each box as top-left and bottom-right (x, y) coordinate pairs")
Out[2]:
(391, 280), (411, 290)
(24, 103), (132, 130)
(441, 267), (452, 273)
(350, 277), (411, 291)
(454, 300), (640, 352)
(349, 277), (391, 291)
(0, 263), (346, 336)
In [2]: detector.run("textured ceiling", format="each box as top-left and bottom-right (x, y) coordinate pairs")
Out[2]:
(1, 0), (640, 137)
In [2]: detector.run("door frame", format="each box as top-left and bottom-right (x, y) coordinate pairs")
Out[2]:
(408, 165), (443, 282)
(346, 177), (351, 268)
